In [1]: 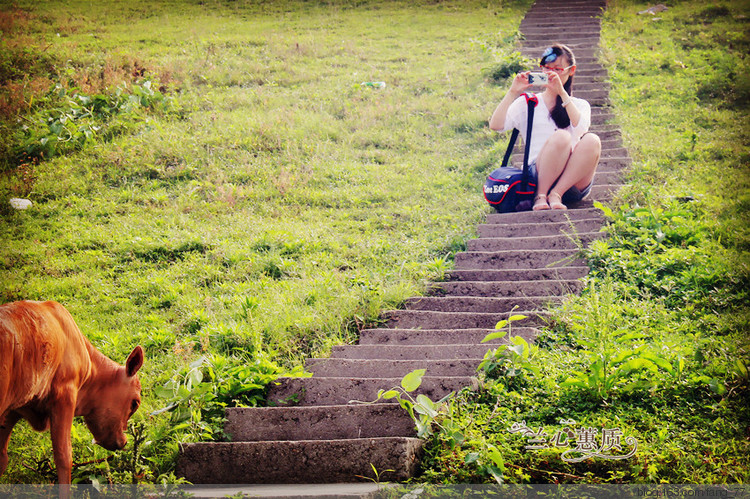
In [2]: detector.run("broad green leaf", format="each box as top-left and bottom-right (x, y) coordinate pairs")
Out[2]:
(416, 417), (431, 438)
(188, 368), (204, 387)
(708, 378), (726, 395)
(381, 390), (400, 400)
(494, 320), (509, 330)
(510, 336), (530, 358)
(401, 369), (426, 392)
(561, 377), (588, 388)
(612, 349), (638, 364)
(482, 331), (507, 343)
(486, 445), (505, 470)
(464, 452), (480, 464)
(623, 380), (653, 392)
(508, 314), (527, 322)
(616, 332), (647, 342)
(623, 357), (657, 372)
(399, 400), (416, 422)
(508, 344), (525, 357)
(189, 357), (206, 369)
(642, 353), (674, 373)
(735, 359), (748, 378)
(415, 394), (438, 417)
(594, 200), (613, 219)
(448, 430), (465, 447)
(153, 385), (175, 399)
(487, 465), (504, 484)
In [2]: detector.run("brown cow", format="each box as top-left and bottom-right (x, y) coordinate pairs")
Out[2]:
(0, 300), (144, 484)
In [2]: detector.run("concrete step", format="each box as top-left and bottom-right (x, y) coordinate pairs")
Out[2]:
(595, 110), (616, 125)
(477, 219), (603, 238)
(485, 206), (602, 224)
(590, 183), (622, 201)
(527, 1), (605, 8)
(385, 309), (549, 330)
(466, 231), (604, 252)
(404, 295), (561, 314)
(591, 107), (616, 119)
(525, 9), (603, 17)
(521, 20), (601, 30)
(445, 266), (589, 282)
(588, 124), (621, 139)
(599, 137), (624, 149)
(454, 249), (584, 270)
(539, 62), (605, 72)
(573, 68), (609, 80)
(225, 404), (414, 441)
(267, 376), (476, 407)
(594, 170), (623, 184)
(598, 156), (632, 169)
(523, 36), (601, 47)
(601, 146), (629, 157)
(359, 327), (540, 345)
(596, 163), (627, 176)
(429, 279), (583, 298)
(573, 90), (609, 106)
(522, 47), (603, 59)
(177, 437), (424, 484)
(521, 26), (601, 37)
(306, 358), (482, 377)
(330, 343), (493, 360)
(359, 327), (539, 345)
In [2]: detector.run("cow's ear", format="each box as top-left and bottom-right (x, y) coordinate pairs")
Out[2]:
(126, 346), (144, 377)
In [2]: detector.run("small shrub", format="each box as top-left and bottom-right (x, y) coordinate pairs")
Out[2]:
(483, 51), (531, 84)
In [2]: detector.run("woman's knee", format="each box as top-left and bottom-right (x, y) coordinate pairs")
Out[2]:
(579, 133), (602, 155)
(546, 130), (573, 151)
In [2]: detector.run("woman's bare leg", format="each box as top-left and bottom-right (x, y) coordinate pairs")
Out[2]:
(548, 133), (601, 207)
(535, 130), (573, 197)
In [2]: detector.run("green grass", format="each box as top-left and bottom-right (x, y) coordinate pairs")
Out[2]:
(0, 0), (532, 484)
(414, 0), (750, 485)
(1, 0), (748, 486)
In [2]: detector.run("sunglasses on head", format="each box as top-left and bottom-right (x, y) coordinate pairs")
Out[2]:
(541, 46), (562, 65)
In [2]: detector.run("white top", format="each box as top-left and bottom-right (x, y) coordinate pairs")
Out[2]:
(502, 93), (591, 164)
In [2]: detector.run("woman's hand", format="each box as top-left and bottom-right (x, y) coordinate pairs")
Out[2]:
(544, 70), (566, 97)
(488, 71), (532, 131)
(509, 71), (532, 96)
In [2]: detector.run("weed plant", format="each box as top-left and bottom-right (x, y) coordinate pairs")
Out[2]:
(0, 0), (533, 484)
(415, 0), (749, 484)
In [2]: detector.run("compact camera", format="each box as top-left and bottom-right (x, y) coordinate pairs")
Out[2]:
(527, 72), (548, 85)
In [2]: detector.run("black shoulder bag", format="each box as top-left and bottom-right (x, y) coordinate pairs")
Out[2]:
(483, 92), (538, 213)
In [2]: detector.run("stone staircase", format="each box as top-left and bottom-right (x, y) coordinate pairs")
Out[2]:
(177, 0), (627, 485)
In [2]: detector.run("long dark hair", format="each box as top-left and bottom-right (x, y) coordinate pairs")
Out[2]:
(540, 44), (575, 129)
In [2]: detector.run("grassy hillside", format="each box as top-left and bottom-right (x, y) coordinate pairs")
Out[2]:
(1, 0), (747, 485)
(0, 0), (533, 483)
(414, 0), (750, 485)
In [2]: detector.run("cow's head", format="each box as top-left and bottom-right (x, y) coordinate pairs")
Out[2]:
(83, 346), (144, 451)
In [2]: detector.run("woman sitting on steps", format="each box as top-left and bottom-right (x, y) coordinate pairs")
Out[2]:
(489, 43), (601, 211)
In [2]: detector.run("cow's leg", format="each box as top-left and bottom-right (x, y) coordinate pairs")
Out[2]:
(0, 412), (21, 477)
(49, 391), (76, 485)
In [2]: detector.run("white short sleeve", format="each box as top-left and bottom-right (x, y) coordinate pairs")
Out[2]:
(502, 95), (528, 134)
